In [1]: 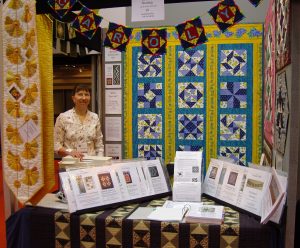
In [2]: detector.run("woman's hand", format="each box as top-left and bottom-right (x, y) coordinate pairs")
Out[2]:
(69, 150), (84, 160)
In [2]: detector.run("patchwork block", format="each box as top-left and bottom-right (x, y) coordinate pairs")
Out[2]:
(178, 114), (204, 140)
(178, 82), (204, 108)
(220, 114), (246, 141)
(220, 146), (246, 166)
(220, 82), (247, 108)
(138, 114), (162, 139)
(220, 49), (247, 76)
(138, 144), (162, 159)
(138, 83), (162, 108)
(138, 52), (163, 77)
(178, 145), (203, 152)
(178, 49), (205, 77)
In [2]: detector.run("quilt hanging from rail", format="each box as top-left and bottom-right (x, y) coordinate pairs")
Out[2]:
(123, 24), (263, 168)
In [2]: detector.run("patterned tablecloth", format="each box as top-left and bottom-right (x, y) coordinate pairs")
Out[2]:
(6, 197), (281, 248)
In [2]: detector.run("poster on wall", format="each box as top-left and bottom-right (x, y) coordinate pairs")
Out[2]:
(105, 117), (122, 141)
(105, 89), (122, 114)
(275, 70), (289, 155)
(105, 47), (122, 62)
(105, 63), (122, 88)
(105, 144), (122, 160)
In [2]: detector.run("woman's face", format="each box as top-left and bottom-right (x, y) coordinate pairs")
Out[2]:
(72, 90), (91, 110)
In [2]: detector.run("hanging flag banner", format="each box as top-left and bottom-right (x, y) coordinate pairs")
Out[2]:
(141, 28), (167, 55)
(175, 16), (207, 50)
(208, 0), (244, 33)
(104, 22), (133, 52)
(247, 0), (263, 7)
(48, 0), (78, 19)
(71, 5), (102, 40)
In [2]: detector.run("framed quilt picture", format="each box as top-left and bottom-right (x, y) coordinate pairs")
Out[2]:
(123, 24), (263, 168)
(275, 70), (289, 155)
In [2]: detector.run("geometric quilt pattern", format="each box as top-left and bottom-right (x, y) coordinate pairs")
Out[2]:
(80, 212), (102, 247)
(138, 52), (163, 77)
(189, 223), (209, 247)
(220, 49), (247, 76)
(138, 144), (162, 160)
(138, 83), (162, 108)
(220, 114), (246, 141)
(55, 211), (71, 248)
(220, 206), (240, 247)
(178, 82), (204, 108)
(220, 82), (247, 108)
(138, 114), (162, 139)
(133, 220), (151, 247)
(177, 49), (205, 77)
(178, 145), (203, 152)
(161, 222), (179, 247)
(178, 114), (204, 140)
(220, 146), (247, 166)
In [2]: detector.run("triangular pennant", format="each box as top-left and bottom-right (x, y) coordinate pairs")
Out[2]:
(47, 0), (78, 19)
(247, 0), (262, 7)
(104, 22), (133, 52)
(71, 6), (102, 40)
(208, 0), (244, 33)
(175, 16), (207, 49)
(141, 29), (167, 55)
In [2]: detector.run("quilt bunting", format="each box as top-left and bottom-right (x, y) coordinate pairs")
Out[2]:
(124, 24), (263, 168)
(141, 29), (167, 55)
(175, 17), (207, 50)
(48, 0), (77, 19)
(104, 22), (133, 52)
(208, 0), (244, 33)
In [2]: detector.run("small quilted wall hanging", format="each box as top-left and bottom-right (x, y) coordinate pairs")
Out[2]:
(104, 22), (133, 52)
(275, 70), (289, 155)
(263, 0), (276, 148)
(141, 29), (167, 55)
(71, 5), (102, 40)
(48, 0), (78, 19)
(275, 0), (291, 71)
(208, 0), (244, 33)
(175, 17), (207, 50)
(123, 24), (263, 168)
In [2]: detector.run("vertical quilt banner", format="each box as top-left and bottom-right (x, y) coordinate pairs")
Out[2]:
(124, 24), (263, 168)
(1, 0), (47, 203)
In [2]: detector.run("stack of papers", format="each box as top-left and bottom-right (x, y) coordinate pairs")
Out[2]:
(185, 205), (224, 224)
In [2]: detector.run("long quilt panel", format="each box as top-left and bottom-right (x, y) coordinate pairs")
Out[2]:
(124, 24), (263, 168)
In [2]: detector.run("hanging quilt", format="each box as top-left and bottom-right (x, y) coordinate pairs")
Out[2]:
(263, 0), (276, 149)
(123, 24), (263, 168)
(275, 0), (291, 71)
(1, 0), (53, 203)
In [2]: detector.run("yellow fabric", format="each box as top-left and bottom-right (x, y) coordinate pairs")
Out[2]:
(30, 14), (54, 204)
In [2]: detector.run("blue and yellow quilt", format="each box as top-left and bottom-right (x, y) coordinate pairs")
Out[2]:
(123, 24), (263, 168)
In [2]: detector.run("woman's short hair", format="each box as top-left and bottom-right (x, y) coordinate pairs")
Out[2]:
(72, 84), (91, 96)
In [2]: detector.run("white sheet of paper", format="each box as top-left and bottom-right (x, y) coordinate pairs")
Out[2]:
(147, 207), (184, 222)
(105, 89), (122, 114)
(131, 0), (165, 22)
(105, 144), (122, 160)
(105, 117), (122, 141)
(105, 47), (122, 62)
(18, 119), (40, 142)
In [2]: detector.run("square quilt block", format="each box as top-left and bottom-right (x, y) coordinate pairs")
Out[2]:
(178, 49), (205, 77)
(138, 52), (162, 77)
(178, 114), (204, 140)
(220, 146), (246, 166)
(220, 114), (246, 141)
(138, 83), (162, 108)
(178, 145), (203, 152)
(138, 114), (162, 139)
(220, 49), (247, 76)
(138, 144), (162, 160)
(220, 81), (247, 108)
(178, 82), (204, 108)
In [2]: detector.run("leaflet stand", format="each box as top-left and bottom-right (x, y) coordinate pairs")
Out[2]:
(60, 158), (172, 214)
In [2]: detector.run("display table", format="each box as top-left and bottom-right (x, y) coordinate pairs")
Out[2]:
(6, 197), (281, 248)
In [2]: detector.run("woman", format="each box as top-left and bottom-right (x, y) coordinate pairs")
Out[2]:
(54, 85), (104, 160)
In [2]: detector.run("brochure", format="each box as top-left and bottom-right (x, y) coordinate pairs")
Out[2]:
(203, 159), (287, 224)
(184, 205), (224, 224)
